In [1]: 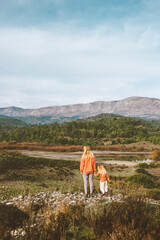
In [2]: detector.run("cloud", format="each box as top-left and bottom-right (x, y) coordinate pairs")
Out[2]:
(0, 23), (160, 108)
(0, 23), (160, 75)
(0, 0), (160, 108)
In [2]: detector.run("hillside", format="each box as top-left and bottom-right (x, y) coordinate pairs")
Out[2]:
(17, 115), (81, 124)
(0, 152), (160, 239)
(1, 96), (160, 124)
(0, 116), (28, 131)
(0, 114), (160, 146)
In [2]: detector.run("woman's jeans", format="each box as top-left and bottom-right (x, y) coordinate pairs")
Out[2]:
(83, 173), (93, 195)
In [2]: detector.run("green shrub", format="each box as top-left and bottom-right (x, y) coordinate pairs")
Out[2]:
(135, 168), (157, 180)
(136, 163), (150, 169)
(137, 162), (159, 169)
(126, 173), (157, 189)
(147, 189), (160, 200)
(136, 168), (148, 174)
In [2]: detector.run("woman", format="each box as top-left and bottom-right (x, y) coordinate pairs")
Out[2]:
(80, 145), (96, 198)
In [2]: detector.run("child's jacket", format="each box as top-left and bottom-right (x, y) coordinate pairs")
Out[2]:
(94, 173), (110, 182)
(80, 154), (96, 174)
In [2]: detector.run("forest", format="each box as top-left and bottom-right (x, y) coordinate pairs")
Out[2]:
(1, 114), (160, 146)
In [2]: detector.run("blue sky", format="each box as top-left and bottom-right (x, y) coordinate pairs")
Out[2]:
(0, 0), (160, 108)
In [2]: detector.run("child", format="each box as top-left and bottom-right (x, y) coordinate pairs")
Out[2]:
(94, 165), (110, 195)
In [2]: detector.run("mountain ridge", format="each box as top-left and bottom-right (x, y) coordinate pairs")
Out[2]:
(1, 96), (160, 124)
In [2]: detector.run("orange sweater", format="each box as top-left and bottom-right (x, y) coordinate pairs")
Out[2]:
(80, 154), (96, 174)
(94, 173), (110, 182)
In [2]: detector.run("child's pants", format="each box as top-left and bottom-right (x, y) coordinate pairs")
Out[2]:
(100, 181), (108, 194)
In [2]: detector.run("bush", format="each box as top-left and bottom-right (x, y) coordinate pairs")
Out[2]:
(152, 149), (160, 161)
(136, 168), (149, 174)
(135, 168), (157, 181)
(136, 162), (159, 169)
(147, 189), (160, 200)
(126, 173), (157, 189)
(136, 163), (149, 169)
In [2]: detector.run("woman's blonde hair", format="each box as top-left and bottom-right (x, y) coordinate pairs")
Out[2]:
(83, 145), (93, 157)
(98, 165), (107, 177)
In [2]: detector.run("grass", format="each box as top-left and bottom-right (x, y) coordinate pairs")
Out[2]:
(0, 152), (159, 201)
(1, 196), (160, 240)
(0, 152), (139, 201)
(0, 203), (29, 229)
(0, 152), (84, 201)
(147, 189), (160, 200)
(126, 162), (160, 192)
(0, 152), (160, 239)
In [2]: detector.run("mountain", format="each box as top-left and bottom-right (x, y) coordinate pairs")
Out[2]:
(0, 107), (26, 116)
(0, 96), (160, 124)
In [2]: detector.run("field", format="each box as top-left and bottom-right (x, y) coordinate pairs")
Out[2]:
(0, 150), (160, 239)
(0, 151), (131, 201)
(0, 149), (154, 200)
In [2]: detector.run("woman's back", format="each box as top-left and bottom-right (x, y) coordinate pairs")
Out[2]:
(80, 153), (96, 174)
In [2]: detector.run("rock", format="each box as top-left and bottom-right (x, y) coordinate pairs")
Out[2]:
(11, 230), (19, 237)
(6, 202), (13, 205)
(2, 191), (159, 216)
(21, 230), (26, 237)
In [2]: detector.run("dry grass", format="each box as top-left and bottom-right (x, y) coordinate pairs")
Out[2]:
(147, 168), (160, 177)
(0, 141), (158, 152)
(1, 196), (160, 240)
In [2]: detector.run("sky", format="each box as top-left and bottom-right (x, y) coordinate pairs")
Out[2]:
(0, 0), (160, 109)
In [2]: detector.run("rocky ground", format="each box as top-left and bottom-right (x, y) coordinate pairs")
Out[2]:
(2, 191), (160, 238)
(2, 192), (121, 238)
(2, 191), (119, 211)
(3, 191), (160, 211)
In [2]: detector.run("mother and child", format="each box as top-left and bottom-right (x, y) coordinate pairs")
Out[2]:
(80, 145), (110, 198)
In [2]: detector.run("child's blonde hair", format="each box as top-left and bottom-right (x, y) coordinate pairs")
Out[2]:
(97, 165), (107, 177)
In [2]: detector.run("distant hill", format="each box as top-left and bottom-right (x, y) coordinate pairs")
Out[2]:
(1, 112), (159, 146)
(1, 96), (160, 124)
(16, 115), (81, 125)
(0, 116), (28, 130)
(83, 113), (123, 121)
(83, 113), (159, 125)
